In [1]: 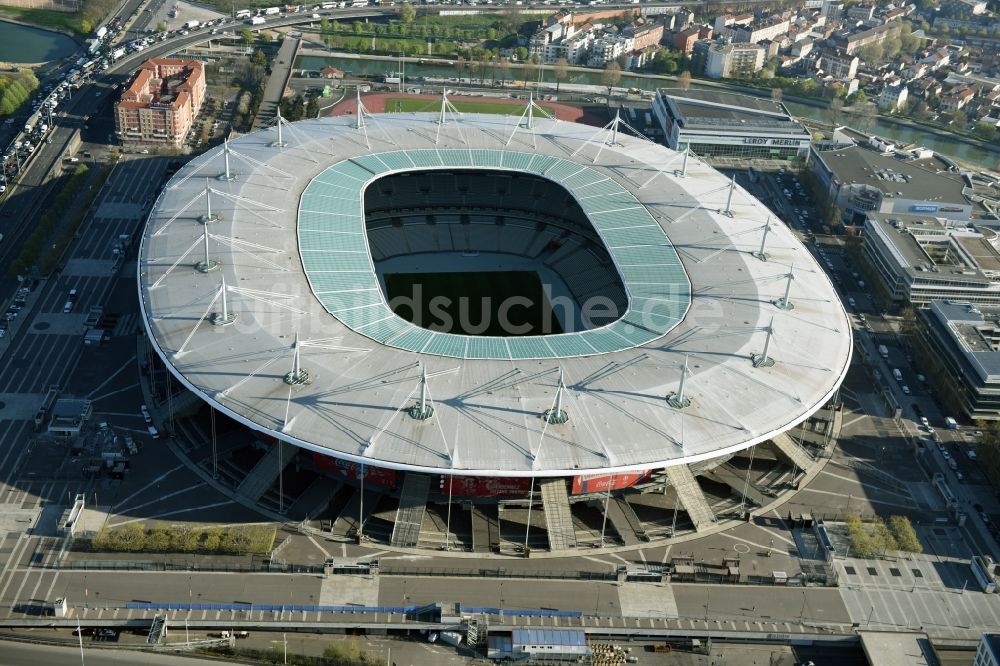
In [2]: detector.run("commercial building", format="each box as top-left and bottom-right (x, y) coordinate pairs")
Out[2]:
(914, 301), (1000, 421)
(862, 213), (1000, 305)
(810, 142), (976, 223)
(704, 42), (765, 79)
(115, 58), (205, 148)
(652, 88), (811, 160)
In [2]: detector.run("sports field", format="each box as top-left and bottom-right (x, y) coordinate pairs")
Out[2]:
(384, 97), (557, 117)
(384, 270), (563, 336)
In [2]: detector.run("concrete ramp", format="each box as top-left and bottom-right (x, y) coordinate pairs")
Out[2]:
(539, 478), (577, 551)
(770, 433), (815, 472)
(390, 473), (431, 548)
(709, 463), (768, 507)
(664, 464), (715, 531)
(286, 479), (340, 520)
(236, 444), (293, 501)
(472, 504), (499, 553)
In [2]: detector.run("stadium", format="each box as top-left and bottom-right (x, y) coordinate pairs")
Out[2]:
(137, 99), (852, 553)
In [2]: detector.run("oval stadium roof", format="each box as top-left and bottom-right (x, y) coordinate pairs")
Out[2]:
(137, 111), (853, 477)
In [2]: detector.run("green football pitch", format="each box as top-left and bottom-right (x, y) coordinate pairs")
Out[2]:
(384, 97), (556, 117)
(384, 270), (563, 336)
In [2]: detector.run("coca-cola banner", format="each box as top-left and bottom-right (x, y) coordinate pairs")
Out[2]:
(571, 471), (651, 495)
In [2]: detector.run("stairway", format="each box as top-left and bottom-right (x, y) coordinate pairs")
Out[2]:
(236, 443), (293, 501)
(390, 473), (432, 548)
(664, 464), (716, 531)
(770, 433), (815, 473)
(539, 478), (577, 551)
(604, 496), (646, 546)
(710, 463), (769, 507)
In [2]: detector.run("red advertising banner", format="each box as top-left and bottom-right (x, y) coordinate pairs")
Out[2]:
(311, 453), (398, 489)
(570, 471), (651, 495)
(441, 475), (532, 497)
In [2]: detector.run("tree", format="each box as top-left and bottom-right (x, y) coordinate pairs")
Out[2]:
(307, 96), (319, 119)
(846, 89), (867, 106)
(522, 58), (537, 89)
(771, 87), (783, 103)
(156, 21), (167, 33)
(830, 97), (844, 124)
(889, 516), (923, 554)
(974, 122), (998, 142)
(677, 70), (692, 91)
(602, 61), (622, 96)
(554, 57), (569, 92)
(858, 42), (884, 64)
(498, 57), (511, 86)
(240, 28), (254, 47)
(400, 1), (416, 24)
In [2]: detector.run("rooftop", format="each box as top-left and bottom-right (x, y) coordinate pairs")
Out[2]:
(815, 145), (970, 204)
(138, 112), (851, 476)
(926, 301), (1000, 381)
(866, 213), (999, 284)
(657, 88), (811, 135)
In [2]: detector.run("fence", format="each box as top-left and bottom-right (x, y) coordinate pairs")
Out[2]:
(125, 601), (580, 618)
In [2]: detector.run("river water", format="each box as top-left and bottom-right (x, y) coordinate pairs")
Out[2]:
(0, 20), (77, 64)
(299, 53), (998, 169)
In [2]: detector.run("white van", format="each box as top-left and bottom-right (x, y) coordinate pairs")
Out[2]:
(147, 425), (160, 439)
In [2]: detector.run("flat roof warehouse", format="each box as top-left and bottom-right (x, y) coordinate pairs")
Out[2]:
(137, 111), (851, 477)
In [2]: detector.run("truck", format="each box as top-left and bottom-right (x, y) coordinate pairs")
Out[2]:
(111, 47), (126, 60)
(946, 416), (958, 429)
(878, 344), (889, 359)
(892, 368), (902, 382)
(249, 16), (266, 24)
(184, 19), (200, 29)
(263, 6), (282, 14)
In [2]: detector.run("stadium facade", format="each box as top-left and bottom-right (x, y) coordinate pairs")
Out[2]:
(138, 106), (852, 551)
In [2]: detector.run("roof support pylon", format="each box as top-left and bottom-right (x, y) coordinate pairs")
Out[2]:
(666, 355), (692, 409)
(195, 225), (220, 273)
(773, 265), (795, 310)
(751, 219), (770, 261)
(752, 318), (776, 368)
(434, 88), (464, 145)
(722, 175), (736, 217)
(271, 107), (287, 148)
(284, 332), (309, 385)
(681, 147), (689, 177)
(211, 275), (237, 326)
(543, 369), (569, 425)
(199, 179), (222, 224)
(217, 138), (236, 181)
(408, 365), (434, 420)
(505, 92), (554, 149)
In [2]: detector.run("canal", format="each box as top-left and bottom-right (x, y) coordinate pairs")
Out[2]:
(298, 53), (998, 169)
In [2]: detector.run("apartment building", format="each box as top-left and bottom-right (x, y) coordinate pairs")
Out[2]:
(115, 58), (205, 148)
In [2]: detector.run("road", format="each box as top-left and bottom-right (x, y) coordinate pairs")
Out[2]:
(0, 639), (219, 665)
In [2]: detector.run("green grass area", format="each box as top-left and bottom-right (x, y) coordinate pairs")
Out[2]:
(385, 97), (554, 116)
(384, 270), (562, 336)
(0, 7), (86, 35)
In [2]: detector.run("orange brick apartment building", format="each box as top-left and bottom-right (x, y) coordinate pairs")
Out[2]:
(115, 58), (205, 148)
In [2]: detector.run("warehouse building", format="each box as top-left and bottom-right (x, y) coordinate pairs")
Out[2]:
(651, 89), (811, 161)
